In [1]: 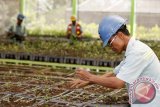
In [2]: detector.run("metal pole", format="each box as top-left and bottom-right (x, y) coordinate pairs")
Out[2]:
(20, 0), (25, 14)
(72, 0), (77, 18)
(130, 0), (136, 37)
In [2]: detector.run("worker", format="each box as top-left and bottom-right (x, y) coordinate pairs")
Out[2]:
(70, 15), (160, 107)
(66, 16), (83, 42)
(7, 13), (27, 44)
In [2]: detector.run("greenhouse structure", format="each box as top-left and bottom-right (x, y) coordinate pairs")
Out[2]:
(0, 0), (160, 107)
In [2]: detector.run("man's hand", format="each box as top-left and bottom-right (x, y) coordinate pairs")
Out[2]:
(70, 79), (90, 88)
(7, 32), (15, 38)
(75, 68), (94, 82)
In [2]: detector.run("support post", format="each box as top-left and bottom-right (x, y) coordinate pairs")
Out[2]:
(130, 0), (136, 37)
(72, 0), (78, 18)
(19, 0), (25, 14)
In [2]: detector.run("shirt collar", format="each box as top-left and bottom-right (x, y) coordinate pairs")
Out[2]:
(125, 37), (136, 57)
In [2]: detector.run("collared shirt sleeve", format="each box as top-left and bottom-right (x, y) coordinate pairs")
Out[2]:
(114, 60), (125, 75)
(116, 49), (155, 84)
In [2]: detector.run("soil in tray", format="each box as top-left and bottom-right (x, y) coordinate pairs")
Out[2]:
(25, 87), (65, 97)
(97, 94), (129, 104)
(70, 94), (98, 103)
(59, 91), (98, 103)
(39, 102), (70, 107)
(0, 76), (26, 82)
(50, 88), (66, 96)
(35, 88), (64, 97)
(0, 65), (73, 76)
(56, 82), (71, 89)
(0, 84), (27, 93)
(0, 64), (129, 105)
(26, 78), (56, 85)
(0, 74), (69, 86)
(83, 85), (114, 94)
(1, 96), (36, 107)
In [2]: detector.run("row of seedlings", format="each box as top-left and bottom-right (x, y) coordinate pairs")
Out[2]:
(0, 52), (121, 67)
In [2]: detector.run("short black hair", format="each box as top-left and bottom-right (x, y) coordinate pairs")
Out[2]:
(116, 24), (130, 36)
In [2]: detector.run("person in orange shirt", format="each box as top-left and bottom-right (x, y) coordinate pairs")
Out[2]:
(66, 16), (83, 41)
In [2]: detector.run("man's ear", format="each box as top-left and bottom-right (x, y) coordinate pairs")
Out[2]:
(117, 31), (124, 40)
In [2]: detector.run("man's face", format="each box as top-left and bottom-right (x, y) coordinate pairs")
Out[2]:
(107, 33), (125, 54)
(17, 19), (23, 25)
(72, 21), (76, 25)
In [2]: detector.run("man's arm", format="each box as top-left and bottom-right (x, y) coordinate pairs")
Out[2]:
(66, 25), (71, 39)
(70, 71), (117, 88)
(100, 72), (115, 78)
(76, 70), (125, 89)
(90, 75), (125, 89)
(70, 79), (91, 88)
(7, 26), (14, 37)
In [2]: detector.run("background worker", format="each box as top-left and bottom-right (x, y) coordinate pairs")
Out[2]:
(7, 13), (27, 44)
(70, 15), (160, 107)
(66, 16), (83, 42)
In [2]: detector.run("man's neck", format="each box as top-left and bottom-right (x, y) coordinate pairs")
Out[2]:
(123, 36), (131, 51)
(17, 23), (22, 26)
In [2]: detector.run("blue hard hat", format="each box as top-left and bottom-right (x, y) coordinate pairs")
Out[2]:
(17, 13), (25, 20)
(98, 15), (126, 47)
